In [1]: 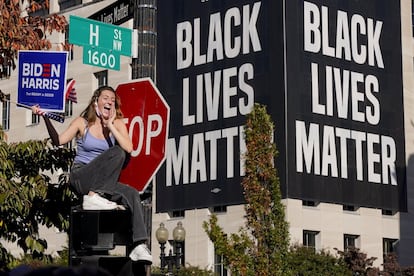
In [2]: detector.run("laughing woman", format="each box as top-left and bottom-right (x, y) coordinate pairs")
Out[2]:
(32, 85), (152, 263)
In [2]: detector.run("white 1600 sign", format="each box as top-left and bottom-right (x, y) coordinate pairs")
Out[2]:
(83, 46), (120, 70)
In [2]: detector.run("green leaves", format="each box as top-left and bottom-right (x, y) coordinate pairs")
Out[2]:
(0, 134), (77, 269)
(25, 236), (45, 254)
(0, 0), (68, 75)
(203, 103), (290, 276)
(287, 245), (351, 276)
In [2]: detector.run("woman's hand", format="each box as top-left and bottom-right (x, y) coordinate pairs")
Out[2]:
(31, 104), (41, 115)
(101, 106), (116, 128)
(108, 105), (116, 125)
(106, 115), (133, 153)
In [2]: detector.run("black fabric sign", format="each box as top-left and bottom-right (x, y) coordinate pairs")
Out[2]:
(156, 0), (406, 212)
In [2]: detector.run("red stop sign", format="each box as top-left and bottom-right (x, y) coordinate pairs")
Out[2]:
(116, 78), (170, 193)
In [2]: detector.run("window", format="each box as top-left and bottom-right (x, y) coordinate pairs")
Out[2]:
(65, 99), (73, 117)
(0, 54), (12, 79)
(94, 70), (108, 87)
(170, 210), (185, 218)
(1, 94), (10, 130)
(302, 200), (319, 207)
(31, 113), (40, 125)
(28, 2), (49, 16)
(211, 205), (227, 213)
(58, 0), (82, 11)
(344, 234), (359, 251)
(303, 230), (319, 250)
(65, 26), (74, 61)
(214, 252), (228, 276)
(343, 205), (358, 212)
(382, 209), (396, 216)
(383, 238), (398, 255)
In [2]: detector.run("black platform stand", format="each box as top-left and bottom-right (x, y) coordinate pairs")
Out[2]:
(69, 206), (148, 276)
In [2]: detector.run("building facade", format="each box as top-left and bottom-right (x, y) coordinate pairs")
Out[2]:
(153, 0), (414, 272)
(1, 0), (414, 273)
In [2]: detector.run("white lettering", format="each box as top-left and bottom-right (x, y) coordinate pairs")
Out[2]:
(166, 127), (245, 186)
(89, 24), (99, 46)
(182, 64), (255, 126)
(303, 1), (384, 68)
(295, 120), (397, 184)
(176, 2), (262, 69)
(311, 63), (380, 124)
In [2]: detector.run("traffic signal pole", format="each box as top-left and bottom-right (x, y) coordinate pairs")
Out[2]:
(132, 0), (157, 80)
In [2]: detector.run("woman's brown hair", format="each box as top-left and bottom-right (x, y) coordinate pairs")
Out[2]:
(80, 86), (124, 126)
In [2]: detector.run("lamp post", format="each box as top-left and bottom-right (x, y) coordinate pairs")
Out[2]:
(155, 222), (186, 275)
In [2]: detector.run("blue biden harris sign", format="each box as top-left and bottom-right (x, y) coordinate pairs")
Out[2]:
(18, 51), (68, 112)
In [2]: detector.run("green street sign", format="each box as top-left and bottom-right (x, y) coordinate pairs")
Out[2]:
(69, 15), (133, 57)
(83, 46), (121, 70)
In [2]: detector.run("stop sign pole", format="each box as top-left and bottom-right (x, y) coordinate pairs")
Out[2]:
(116, 78), (170, 193)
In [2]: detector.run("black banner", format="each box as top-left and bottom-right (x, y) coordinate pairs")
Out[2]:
(155, 0), (406, 212)
(156, 0), (284, 212)
(285, 0), (406, 211)
(89, 0), (133, 25)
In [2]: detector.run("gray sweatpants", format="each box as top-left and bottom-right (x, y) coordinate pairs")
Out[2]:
(70, 145), (148, 243)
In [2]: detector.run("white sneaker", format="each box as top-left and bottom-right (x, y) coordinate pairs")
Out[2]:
(82, 194), (118, 210)
(129, 244), (153, 264)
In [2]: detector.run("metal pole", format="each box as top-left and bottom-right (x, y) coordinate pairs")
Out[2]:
(132, 0), (157, 80)
(159, 242), (166, 272)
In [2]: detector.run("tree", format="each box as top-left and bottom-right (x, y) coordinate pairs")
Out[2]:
(203, 103), (290, 276)
(287, 245), (351, 276)
(0, 0), (67, 77)
(0, 127), (77, 271)
(382, 252), (402, 275)
(0, 2), (70, 270)
(336, 247), (379, 276)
